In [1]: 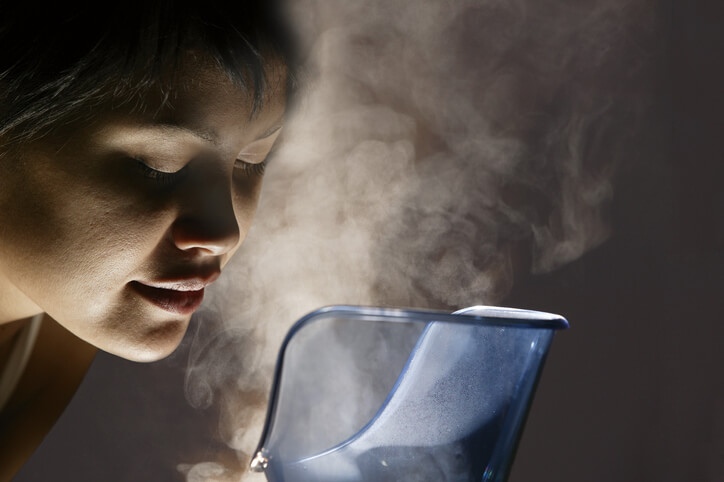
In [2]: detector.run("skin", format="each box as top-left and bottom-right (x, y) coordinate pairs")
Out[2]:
(0, 57), (287, 477)
(0, 60), (286, 359)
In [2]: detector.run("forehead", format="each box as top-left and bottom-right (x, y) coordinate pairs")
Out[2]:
(50, 57), (288, 155)
(171, 52), (288, 104)
(161, 56), (287, 128)
(152, 51), (287, 115)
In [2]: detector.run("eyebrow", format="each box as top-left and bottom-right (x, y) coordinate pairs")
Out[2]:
(150, 119), (284, 145)
(149, 123), (218, 145)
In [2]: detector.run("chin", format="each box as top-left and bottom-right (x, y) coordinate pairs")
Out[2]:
(104, 319), (189, 363)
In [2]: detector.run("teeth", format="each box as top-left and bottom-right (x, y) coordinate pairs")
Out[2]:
(136, 272), (219, 292)
(142, 281), (206, 291)
(165, 285), (204, 292)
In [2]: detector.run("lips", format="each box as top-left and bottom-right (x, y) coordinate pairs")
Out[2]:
(131, 271), (219, 315)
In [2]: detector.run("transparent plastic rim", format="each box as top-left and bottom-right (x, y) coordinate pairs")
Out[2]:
(251, 304), (569, 472)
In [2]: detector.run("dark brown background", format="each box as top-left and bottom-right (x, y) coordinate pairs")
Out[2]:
(507, 1), (724, 480)
(15, 1), (723, 481)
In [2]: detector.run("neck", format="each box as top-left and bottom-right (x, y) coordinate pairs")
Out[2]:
(0, 315), (39, 378)
(0, 313), (97, 480)
(0, 271), (43, 325)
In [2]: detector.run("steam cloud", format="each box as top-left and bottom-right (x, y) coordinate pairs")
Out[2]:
(179, 0), (656, 479)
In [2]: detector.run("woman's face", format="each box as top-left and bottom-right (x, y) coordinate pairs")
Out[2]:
(0, 61), (286, 361)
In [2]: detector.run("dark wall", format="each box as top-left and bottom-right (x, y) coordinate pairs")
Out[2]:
(508, 1), (724, 480)
(14, 1), (724, 481)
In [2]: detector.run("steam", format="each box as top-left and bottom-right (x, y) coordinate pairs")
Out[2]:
(179, 0), (656, 479)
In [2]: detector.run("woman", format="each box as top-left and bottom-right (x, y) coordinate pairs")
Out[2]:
(0, 1), (295, 478)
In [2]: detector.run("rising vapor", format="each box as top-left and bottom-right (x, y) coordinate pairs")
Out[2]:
(179, 0), (658, 479)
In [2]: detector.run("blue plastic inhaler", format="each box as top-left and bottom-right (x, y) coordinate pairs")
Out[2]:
(250, 305), (568, 481)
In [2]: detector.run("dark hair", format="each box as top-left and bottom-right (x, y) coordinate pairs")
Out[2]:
(0, 1), (297, 148)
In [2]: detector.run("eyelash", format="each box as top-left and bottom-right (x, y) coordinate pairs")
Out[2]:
(134, 157), (267, 185)
(135, 160), (186, 186)
(235, 159), (268, 177)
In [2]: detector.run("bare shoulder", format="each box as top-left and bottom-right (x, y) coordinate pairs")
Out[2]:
(0, 315), (97, 480)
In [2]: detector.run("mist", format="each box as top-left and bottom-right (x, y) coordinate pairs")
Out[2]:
(179, 0), (657, 479)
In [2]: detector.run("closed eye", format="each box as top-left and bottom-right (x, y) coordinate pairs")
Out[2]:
(234, 158), (267, 177)
(135, 159), (188, 185)
(234, 124), (283, 178)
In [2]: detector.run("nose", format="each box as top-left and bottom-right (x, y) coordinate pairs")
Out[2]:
(170, 182), (241, 257)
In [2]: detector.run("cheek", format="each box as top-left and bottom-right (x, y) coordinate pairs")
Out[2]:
(0, 159), (175, 305)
